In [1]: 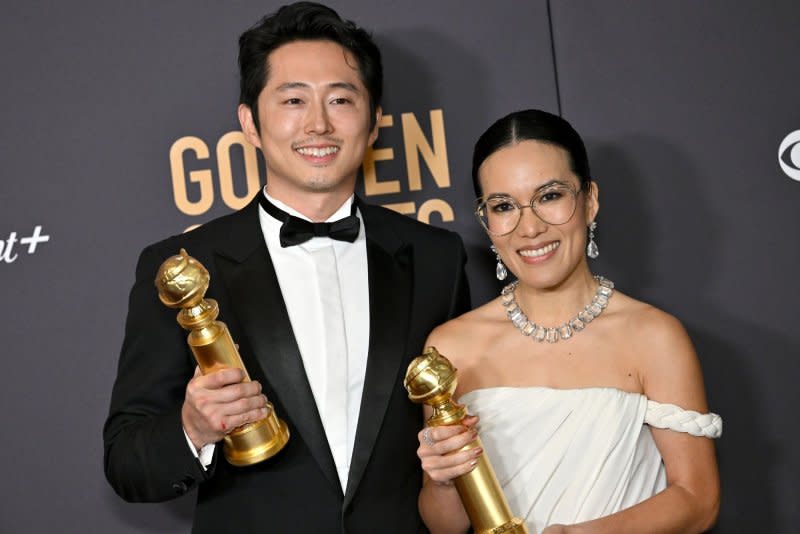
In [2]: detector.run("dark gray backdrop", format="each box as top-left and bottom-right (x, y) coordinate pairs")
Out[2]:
(1, 1), (797, 532)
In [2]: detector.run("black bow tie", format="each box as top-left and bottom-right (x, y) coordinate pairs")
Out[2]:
(258, 193), (361, 247)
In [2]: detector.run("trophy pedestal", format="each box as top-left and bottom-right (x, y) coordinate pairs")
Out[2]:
(224, 410), (290, 466)
(473, 518), (528, 534)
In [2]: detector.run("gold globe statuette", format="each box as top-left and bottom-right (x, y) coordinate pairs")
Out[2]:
(405, 347), (529, 534)
(155, 249), (290, 466)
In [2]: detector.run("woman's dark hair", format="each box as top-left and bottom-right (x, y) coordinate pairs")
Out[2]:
(238, 2), (383, 132)
(471, 109), (591, 197)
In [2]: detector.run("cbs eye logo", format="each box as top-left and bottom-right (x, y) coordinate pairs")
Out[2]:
(779, 130), (800, 182)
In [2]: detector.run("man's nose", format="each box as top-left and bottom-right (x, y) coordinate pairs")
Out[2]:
(305, 101), (333, 135)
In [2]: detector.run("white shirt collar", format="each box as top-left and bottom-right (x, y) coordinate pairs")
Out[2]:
(262, 187), (355, 223)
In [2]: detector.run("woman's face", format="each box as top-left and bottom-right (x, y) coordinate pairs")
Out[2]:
(478, 140), (598, 289)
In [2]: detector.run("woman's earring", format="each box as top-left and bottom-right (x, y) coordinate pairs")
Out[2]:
(587, 221), (599, 259)
(491, 245), (508, 280)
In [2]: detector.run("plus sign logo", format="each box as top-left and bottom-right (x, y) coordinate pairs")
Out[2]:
(1, 225), (50, 264)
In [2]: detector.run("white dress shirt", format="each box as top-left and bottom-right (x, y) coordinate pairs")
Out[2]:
(186, 189), (370, 492)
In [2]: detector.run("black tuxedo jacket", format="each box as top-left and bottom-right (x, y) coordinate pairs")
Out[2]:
(104, 196), (470, 533)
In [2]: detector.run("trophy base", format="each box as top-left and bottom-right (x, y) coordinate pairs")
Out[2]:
(476, 518), (529, 534)
(223, 412), (290, 466)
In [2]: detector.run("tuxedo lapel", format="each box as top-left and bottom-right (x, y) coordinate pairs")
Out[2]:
(344, 203), (414, 506)
(213, 198), (341, 495)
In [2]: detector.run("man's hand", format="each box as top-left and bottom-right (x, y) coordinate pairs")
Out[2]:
(181, 366), (270, 450)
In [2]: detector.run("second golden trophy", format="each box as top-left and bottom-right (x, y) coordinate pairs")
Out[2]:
(155, 248), (289, 466)
(405, 347), (529, 534)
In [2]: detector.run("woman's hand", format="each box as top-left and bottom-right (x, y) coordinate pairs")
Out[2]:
(541, 524), (569, 534)
(417, 415), (482, 485)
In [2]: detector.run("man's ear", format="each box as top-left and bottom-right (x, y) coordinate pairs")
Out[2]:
(367, 106), (382, 147)
(238, 104), (262, 149)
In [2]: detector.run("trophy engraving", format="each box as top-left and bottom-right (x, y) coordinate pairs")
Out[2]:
(156, 248), (290, 466)
(405, 347), (530, 534)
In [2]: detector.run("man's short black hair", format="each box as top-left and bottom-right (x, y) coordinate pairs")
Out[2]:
(239, 2), (383, 132)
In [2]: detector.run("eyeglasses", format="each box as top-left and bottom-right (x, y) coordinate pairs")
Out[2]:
(475, 183), (581, 236)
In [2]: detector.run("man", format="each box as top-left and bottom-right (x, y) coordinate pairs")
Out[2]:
(103, 3), (470, 533)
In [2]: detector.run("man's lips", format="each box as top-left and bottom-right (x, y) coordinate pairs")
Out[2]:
(294, 145), (340, 157)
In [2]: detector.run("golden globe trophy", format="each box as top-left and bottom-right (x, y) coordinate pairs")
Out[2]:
(405, 347), (529, 534)
(155, 249), (289, 466)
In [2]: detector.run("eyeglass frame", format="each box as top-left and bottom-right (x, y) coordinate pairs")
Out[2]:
(473, 181), (588, 236)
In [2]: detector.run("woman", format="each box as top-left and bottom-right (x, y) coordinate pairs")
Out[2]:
(417, 110), (721, 534)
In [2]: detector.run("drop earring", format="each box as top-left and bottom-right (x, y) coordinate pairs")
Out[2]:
(587, 221), (599, 259)
(491, 245), (508, 280)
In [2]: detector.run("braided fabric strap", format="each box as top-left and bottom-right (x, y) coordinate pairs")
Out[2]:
(645, 400), (723, 438)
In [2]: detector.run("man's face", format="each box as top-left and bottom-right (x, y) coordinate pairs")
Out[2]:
(240, 40), (379, 204)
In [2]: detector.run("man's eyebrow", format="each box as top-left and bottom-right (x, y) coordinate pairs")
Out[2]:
(274, 82), (360, 92)
(328, 82), (360, 92)
(276, 82), (310, 91)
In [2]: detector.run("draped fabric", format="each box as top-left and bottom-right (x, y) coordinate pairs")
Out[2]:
(460, 387), (671, 533)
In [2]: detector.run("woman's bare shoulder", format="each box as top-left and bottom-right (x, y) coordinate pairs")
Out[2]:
(611, 292), (691, 351)
(611, 291), (706, 406)
(425, 298), (505, 364)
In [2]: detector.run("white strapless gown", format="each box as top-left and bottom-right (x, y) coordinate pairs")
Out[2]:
(459, 387), (722, 534)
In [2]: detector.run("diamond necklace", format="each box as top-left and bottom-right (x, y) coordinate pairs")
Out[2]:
(500, 276), (614, 343)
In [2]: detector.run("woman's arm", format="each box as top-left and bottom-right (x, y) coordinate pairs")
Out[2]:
(416, 322), (484, 534)
(417, 409), (479, 534)
(546, 309), (720, 534)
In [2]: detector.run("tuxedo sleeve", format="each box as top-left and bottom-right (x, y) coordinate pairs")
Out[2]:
(103, 243), (215, 502)
(447, 233), (471, 319)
